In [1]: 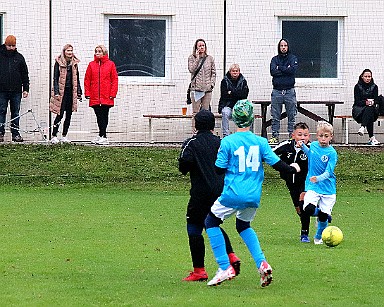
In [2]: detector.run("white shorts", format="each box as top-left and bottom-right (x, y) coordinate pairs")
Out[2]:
(303, 190), (336, 215)
(211, 200), (257, 222)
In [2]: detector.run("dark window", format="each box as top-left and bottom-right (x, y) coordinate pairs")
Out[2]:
(282, 20), (339, 78)
(109, 19), (166, 77)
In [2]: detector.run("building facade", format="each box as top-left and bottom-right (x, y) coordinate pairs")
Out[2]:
(1, 0), (383, 143)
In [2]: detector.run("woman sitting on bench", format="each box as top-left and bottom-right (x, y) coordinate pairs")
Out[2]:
(352, 69), (380, 145)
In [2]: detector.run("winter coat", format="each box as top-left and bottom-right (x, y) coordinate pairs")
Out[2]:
(49, 55), (82, 114)
(84, 54), (118, 107)
(352, 78), (379, 122)
(0, 44), (29, 93)
(188, 54), (216, 92)
(218, 72), (249, 113)
(270, 39), (298, 90)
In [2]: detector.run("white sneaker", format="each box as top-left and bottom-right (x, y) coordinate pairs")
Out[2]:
(51, 136), (60, 144)
(368, 136), (380, 145)
(357, 126), (364, 136)
(96, 137), (109, 145)
(207, 265), (236, 286)
(91, 136), (101, 144)
(314, 238), (323, 245)
(258, 260), (273, 287)
(60, 136), (71, 143)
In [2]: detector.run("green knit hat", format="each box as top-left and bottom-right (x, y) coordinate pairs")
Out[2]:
(232, 99), (254, 128)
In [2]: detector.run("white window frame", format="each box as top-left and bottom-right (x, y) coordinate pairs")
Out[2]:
(279, 17), (344, 85)
(104, 14), (172, 85)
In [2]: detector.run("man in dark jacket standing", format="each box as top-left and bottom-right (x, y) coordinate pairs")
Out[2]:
(0, 35), (30, 142)
(269, 38), (298, 144)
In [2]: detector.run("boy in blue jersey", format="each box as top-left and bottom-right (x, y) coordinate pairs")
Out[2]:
(296, 121), (338, 245)
(204, 100), (301, 287)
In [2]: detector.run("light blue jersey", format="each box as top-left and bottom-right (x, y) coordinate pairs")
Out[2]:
(215, 131), (280, 209)
(303, 141), (337, 195)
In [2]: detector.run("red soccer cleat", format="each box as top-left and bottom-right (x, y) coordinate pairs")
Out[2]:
(182, 268), (208, 282)
(228, 252), (241, 276)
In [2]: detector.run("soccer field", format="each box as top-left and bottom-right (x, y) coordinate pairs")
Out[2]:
(0, 145), (383, 306)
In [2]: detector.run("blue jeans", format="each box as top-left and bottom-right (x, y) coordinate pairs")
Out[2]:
(0, 91), (22, 137)
(270, 88), (297, 138)
(221, 106), (254, 137)
(221, 106), (232, 137)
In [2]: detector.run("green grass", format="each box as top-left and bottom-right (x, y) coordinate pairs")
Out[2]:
(0, 145), (383, 306)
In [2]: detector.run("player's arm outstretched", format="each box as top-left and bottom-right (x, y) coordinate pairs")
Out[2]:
(271, 160), (301, 174)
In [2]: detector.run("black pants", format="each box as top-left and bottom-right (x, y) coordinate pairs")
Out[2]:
(92, 105), (111, 138)
(286, 182), (310, 233)
(52, 90), (73, 137)
(360, 107), (378, 138)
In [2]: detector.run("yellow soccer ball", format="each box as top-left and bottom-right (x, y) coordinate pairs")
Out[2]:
(322, 226), (343, 247)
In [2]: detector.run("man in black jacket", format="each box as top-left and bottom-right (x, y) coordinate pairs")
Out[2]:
(269, 39), (298, 144)
(178, 109), (240, 281)
(0, 35), (30, 142)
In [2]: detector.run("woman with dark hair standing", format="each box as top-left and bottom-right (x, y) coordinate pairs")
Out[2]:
(84, 45), (118, 145)
(188, 39), (216, 133)
(49, 44), (82, 144)
(353, 69), (380, 145)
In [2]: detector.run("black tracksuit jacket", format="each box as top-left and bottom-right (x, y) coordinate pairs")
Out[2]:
(178, 131), (224, 223)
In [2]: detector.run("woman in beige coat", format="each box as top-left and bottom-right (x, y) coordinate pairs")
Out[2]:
(188, 39), (216, 132)
(49, 44), (82, 143)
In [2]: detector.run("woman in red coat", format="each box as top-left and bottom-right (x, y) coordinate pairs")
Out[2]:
(84, 45), (118, 145)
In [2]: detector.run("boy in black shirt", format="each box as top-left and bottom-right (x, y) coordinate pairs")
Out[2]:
(178, 109), (240, 281)
(273, 122), (311, 242)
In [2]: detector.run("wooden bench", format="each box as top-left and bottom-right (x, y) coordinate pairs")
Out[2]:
(143, 114), (262, 143)
(334, 115), (384, 144)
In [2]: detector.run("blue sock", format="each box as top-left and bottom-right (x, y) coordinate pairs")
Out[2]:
(239, 228), (265, 269)
(313, 207), (319, 216)
(315, 221), (328, 239)
(206, 227), (230, 270)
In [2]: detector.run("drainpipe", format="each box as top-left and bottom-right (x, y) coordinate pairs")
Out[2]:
(48, 0), (52, 139)
(223, 0), (226, 77)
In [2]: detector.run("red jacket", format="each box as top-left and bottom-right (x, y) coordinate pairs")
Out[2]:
(84, 54), (118, 107)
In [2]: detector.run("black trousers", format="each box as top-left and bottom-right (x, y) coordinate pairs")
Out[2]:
(52, 90), (73, 137)
(286, 181), (310, 233)
(360, 107), (378, 138)
(92, 105), (111, 138)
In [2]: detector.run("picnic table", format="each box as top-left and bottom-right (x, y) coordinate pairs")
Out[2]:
(252, 100), (344, 138)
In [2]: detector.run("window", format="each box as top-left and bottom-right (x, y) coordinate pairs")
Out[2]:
(108, 16), (170, 80)
(282, 19), (341, 79)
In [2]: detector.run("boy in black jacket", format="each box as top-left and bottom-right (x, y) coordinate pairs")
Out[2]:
(273, 122), (311, 242)
(178, 109), (240, 281)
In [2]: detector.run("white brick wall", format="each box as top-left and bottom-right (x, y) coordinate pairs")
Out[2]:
(1, 0), (383, 143)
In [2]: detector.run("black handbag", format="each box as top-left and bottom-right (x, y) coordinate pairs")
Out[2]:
(186, 83), (192, 104)
(378, 95), (384, 115)
(186, 56), (207, 104)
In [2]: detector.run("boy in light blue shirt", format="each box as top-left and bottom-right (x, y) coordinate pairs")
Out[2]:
(204, 100), (301, 287)
(297, 121), (338, 244)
